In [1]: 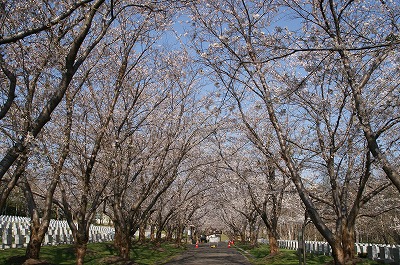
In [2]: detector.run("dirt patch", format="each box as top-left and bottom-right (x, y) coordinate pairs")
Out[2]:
(22, 258), (52, 265)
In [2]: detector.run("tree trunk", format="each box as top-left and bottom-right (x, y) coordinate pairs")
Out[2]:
(23, 190), (44, 260)
(72, 223), (90, 265)
(24, 171), (62, 260)
(166, 227), (173, 241)
(75, 242), (87, 265)
(249, 225), (258, 248)
(156, 229), (162, 242)
(139, 224), (146, 242)
(25, 229), (42, 260)
(342, 224), (356, 261)
(331, 241), (345, 265)
(150, 224), (155, 241)
(240, 227), (246, 242)
(268, 230), (279, 255)
(175, 224), (183, 245)
(154, 229), (162, 247)
(114, 226), (131, 260)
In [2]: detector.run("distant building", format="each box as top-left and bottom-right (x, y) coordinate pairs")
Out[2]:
(207, 234), (221, 243)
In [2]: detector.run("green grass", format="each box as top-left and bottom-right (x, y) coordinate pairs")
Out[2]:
(235, 243), (380, 265)
(0, 241), (186, 265)
(220, 233), (230, 242)
(129, 242), (186, 265)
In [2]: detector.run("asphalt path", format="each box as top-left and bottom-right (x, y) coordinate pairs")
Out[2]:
(163, 242), (252, 265)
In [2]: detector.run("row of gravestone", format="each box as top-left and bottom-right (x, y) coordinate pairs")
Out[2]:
(0, 215), (114, 249)
(278, 239), (400, 264)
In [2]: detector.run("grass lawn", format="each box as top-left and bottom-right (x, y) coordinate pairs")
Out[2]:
(236, 243), (381, 265)
(0, 241), (186, 265)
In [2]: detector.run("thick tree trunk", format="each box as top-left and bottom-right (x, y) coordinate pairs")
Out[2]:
(25, 230), (42, 260)
(166, 228), (173, 241)
(25, 213), (49, 259)
(342, 224), (356, 261)
(72, 222), (90, 265)
(175, 224), (183, 245)
(150, 224), (155, 241)
(249, 226), (258, 248)
(240, 227), (246, 242)
(156, 229), (162, 242)
(24, 171), (63, 260)
(139, 224), (146, 242)
(114, 226), (131, 260)
(23, 192), (44, 260)
(154, 230), (162, 247)
(75, 242), (87, 265)
(331, 241), (345, 265)
(268, 230), (279, 255)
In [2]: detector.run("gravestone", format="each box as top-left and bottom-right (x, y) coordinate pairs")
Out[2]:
(368, 245), (378, 260)
(2, 227), (12, 249)
(390, 247), (400, 264)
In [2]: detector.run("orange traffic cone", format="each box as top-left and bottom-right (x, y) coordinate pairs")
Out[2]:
(195, 242), (199, 248)
(228, 242), (231, 248)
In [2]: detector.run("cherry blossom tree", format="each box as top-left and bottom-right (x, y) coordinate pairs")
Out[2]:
(149, 152), (215, 245)
(0, 0), (110, 184)
(0, 2), (398, 265)
(219, 184), (259, 244)
(282, 0), (400, 194)
(1, 0), (114, 261)
(189, 1), (397, 264)
(214, 118), (289, 253)
(50, 4), (172, 262)
(1, 1), (195, 263)
(20, 86), (76, 260)
(102, 45), (217, 259)
(356, 185), (400, 244)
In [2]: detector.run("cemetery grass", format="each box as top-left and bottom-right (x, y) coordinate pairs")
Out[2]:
(236, 243), (381, 265)
(0, 241), (186, 265)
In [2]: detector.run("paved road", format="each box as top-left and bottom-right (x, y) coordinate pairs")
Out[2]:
(163, 242), (252, 265)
